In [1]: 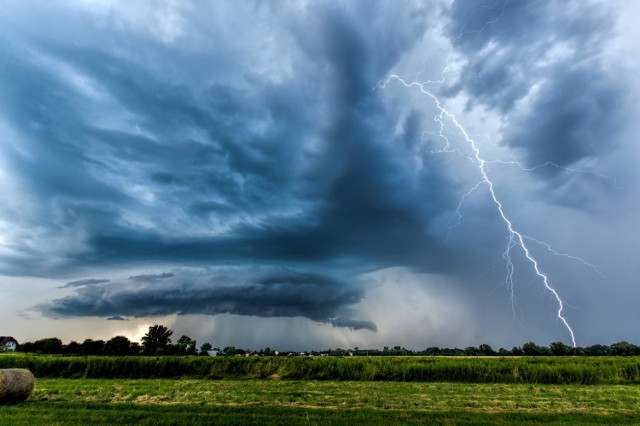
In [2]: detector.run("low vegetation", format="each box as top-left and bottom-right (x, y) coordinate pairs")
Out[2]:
(1, 353), (640, 384)
(1, 378), (639, 425)
(6, 325), (639, 423)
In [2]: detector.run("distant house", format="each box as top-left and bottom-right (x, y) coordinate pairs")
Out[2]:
(0, 336), (18, 351)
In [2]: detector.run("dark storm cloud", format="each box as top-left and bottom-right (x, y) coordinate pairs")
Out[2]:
(503, 64), (622, 168)
(106, 316), (128, 321)
(63, 279), (110, 288)
(1, 0), (632, 347)
(329, 317), (377, 331)
(128, 273), (174, 282)
(446, 0), (624, 169)
(0, 1), (460, 325)
(40, 269), (376, 331)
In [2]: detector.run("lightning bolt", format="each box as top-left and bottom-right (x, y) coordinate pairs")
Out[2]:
(522, 236), (607, 281)
(487, 159), (616, 183)
(443, 181), (484, 244)
(452, 0), (507, 45)
(381, 75), (578, 347)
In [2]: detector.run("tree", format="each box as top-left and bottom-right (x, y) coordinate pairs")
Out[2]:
(549, 341), (572, 356)
(16, 341), (34, 353)
(200, 342), (213, 355)
(65, 341), (81, 355)
(498, 348), (510, 356)
(609, 341), (637, 356)
(187, 339), (197, 355)
(464, 346), (479, 356)
(522, 342), (541, 356)
(81, 339), (105, 355)
(32, 337), (63, 354)
(538, 345), (552, 356)
(175, 335), (197, 355)
(424, 347), (442, 356)
(478, 344), (496, 356)
(104, 336), (132, 356)
(584, 344), (609, 356)
(141, 325), (173, 355)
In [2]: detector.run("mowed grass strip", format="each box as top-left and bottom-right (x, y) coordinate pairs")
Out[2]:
(2, 403), (639, 426)
(21, 379), (640, 413)
(1, 378), (638, 425)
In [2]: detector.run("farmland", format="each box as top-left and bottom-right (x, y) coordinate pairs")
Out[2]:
(2, 353), (640, 384)
(2, 378), (640, 425)
(1, 354), (640, 424)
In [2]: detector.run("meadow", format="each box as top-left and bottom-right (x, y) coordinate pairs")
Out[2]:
(1, 354), (640, 424)
(2, 353), (640, 384)
(1, 378), (640, 425)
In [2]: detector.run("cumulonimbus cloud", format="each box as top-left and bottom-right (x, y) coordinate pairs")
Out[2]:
(0, 0), (635, 346)
(39, 269), (376, 331)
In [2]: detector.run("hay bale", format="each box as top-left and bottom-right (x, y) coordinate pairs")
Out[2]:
(0, 369), (35, 404)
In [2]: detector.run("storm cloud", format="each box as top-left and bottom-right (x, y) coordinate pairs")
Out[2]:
(446, 0), (624, 171)
(1, 0), (638, 348)
(41, 269), (376, 331)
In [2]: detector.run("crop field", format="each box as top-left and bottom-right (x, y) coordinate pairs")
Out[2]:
(1, 355), (640, 424)
(1, 378), (640, 425)
(2, 354), (640, 384)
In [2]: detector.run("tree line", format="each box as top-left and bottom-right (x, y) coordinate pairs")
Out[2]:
(9, 325), (640, 356)
(15, 325), (207, 356)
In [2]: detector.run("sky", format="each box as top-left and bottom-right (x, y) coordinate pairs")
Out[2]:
(1, 0), (639, 351)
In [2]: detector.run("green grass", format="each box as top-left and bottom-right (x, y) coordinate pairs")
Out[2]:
(1, 379), (639, 425)
(3, 354), (639, 424)
(2, 353), (640, 384)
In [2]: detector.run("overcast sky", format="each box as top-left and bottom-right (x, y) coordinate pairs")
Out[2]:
(1, 0), (639, 351)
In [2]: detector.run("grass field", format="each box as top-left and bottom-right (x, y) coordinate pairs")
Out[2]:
(2, 378), (640, 425)
(2, 354), (640, 384)
(2, 355), (640, 424)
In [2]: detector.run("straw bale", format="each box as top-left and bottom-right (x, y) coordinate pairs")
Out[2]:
(0, 369), (35, 404)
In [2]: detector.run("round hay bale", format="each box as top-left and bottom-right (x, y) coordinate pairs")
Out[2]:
(0, 369), (35, 404)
